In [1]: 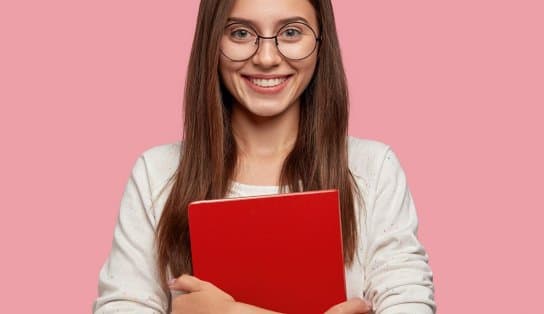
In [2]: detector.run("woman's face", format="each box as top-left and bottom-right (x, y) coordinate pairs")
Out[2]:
(219, 0), (319, 119)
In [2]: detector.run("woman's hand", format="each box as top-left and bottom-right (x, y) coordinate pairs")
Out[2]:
(324, 298), (373, 314)
(169, 274), (237, 314)
(169, 274), (372, 314)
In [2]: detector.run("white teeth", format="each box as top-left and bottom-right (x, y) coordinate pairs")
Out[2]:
(249, 77), (288, 87)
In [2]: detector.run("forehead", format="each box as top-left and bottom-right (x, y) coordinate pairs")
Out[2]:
(228, 0), (318, 31)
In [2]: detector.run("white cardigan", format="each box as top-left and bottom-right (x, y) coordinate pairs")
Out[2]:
(93, 137), (436, 313)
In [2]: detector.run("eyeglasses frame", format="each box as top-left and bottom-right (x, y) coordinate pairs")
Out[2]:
(220, 21), (322, 62)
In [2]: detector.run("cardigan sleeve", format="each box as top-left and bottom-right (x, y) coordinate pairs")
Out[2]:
(363, 147), (436, 314)
(93, 155), (169, 313)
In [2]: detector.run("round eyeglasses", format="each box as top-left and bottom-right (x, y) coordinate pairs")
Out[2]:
(220, 22), (321, 62)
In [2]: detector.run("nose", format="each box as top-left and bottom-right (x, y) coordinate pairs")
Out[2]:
(251, 37), (282, 67)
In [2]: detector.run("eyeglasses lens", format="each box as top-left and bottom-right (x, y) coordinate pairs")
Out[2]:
(220, 22), (317, 61)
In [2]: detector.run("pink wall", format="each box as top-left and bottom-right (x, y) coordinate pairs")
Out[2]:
(1, 1), (542, 313)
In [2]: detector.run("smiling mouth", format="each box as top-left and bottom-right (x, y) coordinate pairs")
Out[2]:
(243, 75), (293, 88)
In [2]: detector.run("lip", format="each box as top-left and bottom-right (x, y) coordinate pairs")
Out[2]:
(242, 74), (293, 95)
(242, 74), (293, 79)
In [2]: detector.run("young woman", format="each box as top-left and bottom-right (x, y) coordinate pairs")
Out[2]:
(93, 0), (436, 313)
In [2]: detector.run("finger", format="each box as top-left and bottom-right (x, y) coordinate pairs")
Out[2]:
(342, 298), (373, 313)
(168, 274), (204, 292)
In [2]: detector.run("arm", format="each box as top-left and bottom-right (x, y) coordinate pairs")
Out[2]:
(363, 147), (436, 314)
(93, 155), (169, 313)
(168, 275), (372, 314)
(230, 300), (371, 314)
(229, 302), (283, 314)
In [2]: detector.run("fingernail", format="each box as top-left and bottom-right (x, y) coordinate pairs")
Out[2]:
(364, 299), (372, 308)
(168, 278), (176, 287)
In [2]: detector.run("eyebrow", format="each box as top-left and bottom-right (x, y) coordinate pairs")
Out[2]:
(226, 16), (311, 27)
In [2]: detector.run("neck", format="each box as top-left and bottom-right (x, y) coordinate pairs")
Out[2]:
(231, 103), (299, 159)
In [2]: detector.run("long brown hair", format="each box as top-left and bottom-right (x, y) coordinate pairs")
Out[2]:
(156, 0), (364, 299)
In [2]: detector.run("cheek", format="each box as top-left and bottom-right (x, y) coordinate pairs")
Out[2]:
(297, 59), (318, 88)
(219, 60), (244, 87)
(219, 63), (236, 93)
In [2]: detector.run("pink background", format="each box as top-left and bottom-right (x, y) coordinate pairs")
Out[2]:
(1, 0), (542, 313)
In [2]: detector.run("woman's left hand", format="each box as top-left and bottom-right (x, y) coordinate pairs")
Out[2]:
(169, 274), (237, 314)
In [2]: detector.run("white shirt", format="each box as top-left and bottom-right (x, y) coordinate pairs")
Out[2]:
(93, 137), (436, 313)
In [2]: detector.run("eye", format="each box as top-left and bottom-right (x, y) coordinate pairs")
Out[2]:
(279, 28), (302, 41)
(226, 25), (256, 42)
(231, 29), (250, 39)
(284, 28), (301, 37)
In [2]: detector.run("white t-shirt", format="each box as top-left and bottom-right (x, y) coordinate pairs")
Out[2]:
(93, 137), (436, 314)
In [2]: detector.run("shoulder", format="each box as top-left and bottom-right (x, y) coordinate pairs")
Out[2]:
(134, 141), (183, 196)
(347, 136), (413, 213)
(139, 141), (182, 167)
(135, 138), (399, 194)
(347, 136), (392, 179)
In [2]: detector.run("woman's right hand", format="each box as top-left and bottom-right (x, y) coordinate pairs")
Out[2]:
(324, 298), (373, 314)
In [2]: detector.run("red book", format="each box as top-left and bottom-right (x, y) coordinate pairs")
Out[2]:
(188, 189), (346, 313)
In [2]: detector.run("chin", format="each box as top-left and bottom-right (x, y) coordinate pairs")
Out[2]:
(243, 103), (291, 118)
